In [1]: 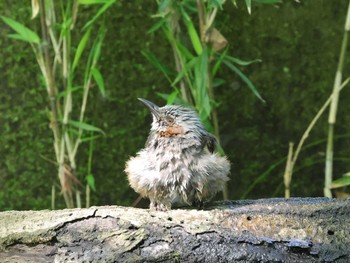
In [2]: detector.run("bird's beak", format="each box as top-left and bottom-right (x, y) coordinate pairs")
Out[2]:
(138, 98), (161, 120)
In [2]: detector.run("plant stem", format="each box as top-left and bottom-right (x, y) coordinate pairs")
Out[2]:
(40, 0), (72, 208)
(51, 184), (55, 210)
(284, 142), (294, 198)
(86, 185), (90, 208)
(285, 77), (350, 197)
(39, 0), (61, 158)
(167, 10), (193, 104)
(324, 0), (350, 197)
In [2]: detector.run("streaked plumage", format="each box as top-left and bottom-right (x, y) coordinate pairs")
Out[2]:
(125, 98), (230, 211)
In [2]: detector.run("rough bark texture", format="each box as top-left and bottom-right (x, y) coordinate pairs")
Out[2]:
(0, 198), (349, 263)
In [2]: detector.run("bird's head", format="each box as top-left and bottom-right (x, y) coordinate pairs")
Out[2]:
(138, 98), (207, 139)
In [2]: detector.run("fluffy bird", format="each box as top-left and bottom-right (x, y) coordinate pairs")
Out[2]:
(125, 98), (230, 211)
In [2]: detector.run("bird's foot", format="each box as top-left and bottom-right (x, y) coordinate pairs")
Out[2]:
(150, 201), (171, 211)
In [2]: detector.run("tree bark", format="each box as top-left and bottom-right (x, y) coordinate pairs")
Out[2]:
(0, 197), (349, 263)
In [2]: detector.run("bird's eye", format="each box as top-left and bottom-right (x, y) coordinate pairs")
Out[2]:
(165, 116), (174, 124)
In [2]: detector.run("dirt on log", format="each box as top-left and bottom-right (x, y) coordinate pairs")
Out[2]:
(0, 197), (349, 263)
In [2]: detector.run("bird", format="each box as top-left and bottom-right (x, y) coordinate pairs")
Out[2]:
(125, 98), (230, 211)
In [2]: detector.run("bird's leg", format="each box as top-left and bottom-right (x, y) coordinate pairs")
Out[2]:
(149, 198), (171, 211)
(157, 200), (171, 211)
(149, 197), (157, 211)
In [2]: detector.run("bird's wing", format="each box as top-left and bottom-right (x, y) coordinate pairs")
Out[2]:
(204, 134), (217, 153)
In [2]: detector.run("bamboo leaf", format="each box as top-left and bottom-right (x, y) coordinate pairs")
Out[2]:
(81, 135), (101, 142)
(253, 0), (282, 3)
(68, 120), (105, 134)
(208, 0), (225, 9)
(213, 78), (226, 88)
(245, 0), (252, 14)
(91, 67), (106, 97)
(82, 0), (116, 30)
(91, 28), (106, 64)
(331, 176), (350, 189)
(86, 174), (96, 192)
(147, 18), (166, 34)
(0, 15), (40, 44)
(7, 33), (33, 42)
(158, 0), (172, 14)
(166, 90), (179, 104)
(212, 49), (229, 77)
(175, 40), (194, 60)
(172, 57), (197, 86)
(31, 0), (40, 19)
(79, 0), (110, 4)
(181, 11), (203, 55)
(142, 51), (172, 82)
(157, 92), (183, 105)
(72, 28), (92, 72)
(223, 60), (265, 102)
(58, 86), (82, 99)
(225, 55), (262, 66)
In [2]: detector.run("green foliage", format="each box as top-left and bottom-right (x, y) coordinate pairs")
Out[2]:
(146, 0), (265, 143)
(331, 172), (350, 189)
(1, 0), (350, 210)
(1, 0), (114, 208)
(0, 15), (40, 43)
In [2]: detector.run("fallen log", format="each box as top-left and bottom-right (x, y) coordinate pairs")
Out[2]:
(0, 197), (349, 262)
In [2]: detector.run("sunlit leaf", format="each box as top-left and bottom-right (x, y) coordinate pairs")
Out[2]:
(167, 90), (179, 104)
(231, 0), (238, 7)
(91, 67), (106, 97)
(86, 174), (96, 191)
(0, 16), (40, 44)
(72, 28), (92, 71)
(331, 176), (350, 189)
(223, 60), (265, 102)
(245, 0), (251, 14)
(31, 0), (40, 19)
(82, 0), (116, 30)
(68, 120), (105, 134)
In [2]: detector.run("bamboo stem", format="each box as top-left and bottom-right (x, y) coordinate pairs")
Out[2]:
(39, 0), (61, 156)
(286, 77), (350, 196)
(40, 0), (73, 208)
(86, 185), (90, 208)
(324, 0), (350, 197)
(284, 142), (294, 198)
(51, 184), (55, 210)
(197, 0), (227, 199)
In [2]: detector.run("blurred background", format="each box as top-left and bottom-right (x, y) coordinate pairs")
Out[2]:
(0, 0), (349, 210)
